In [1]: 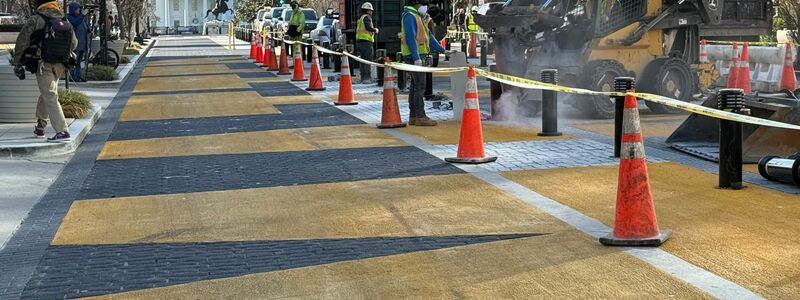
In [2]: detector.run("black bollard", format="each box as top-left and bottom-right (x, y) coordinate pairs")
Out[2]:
(718, 88), (746, 189)
(613, 77), (635, 158)
(489, 64), (502, 120)
(397, 52), (406, 90)
(424, 72), (433, 99)
(322, 42), (331, 69)
(538, 69), (561, 136)
(333, 43), (341, 72)
(346, 44), (356, 76)
(480, 39), (487, 67)
(461, 38), (467, 53)
(305, 39), (313, 63)
(376, 49), (386, 86)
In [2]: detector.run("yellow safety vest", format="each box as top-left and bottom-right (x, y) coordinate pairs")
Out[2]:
(400, 7), (429, 56)
(356, 15), (375, 42)
(467, 14), (478, 32)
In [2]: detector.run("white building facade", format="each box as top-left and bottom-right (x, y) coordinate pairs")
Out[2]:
(153, 0), (235, 28)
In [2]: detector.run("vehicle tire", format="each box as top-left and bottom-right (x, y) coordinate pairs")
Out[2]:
(93, 49), (120, 70)
(576, 60), (629, 119)
(640, 57), (697, 114)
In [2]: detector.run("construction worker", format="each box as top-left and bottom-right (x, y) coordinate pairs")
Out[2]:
(466, 6), (478, 33)
(356, 2), (379, 84)
(401, 0), (448, 126)
(287, 0), (305, 54)
(12, 0), (77, 142)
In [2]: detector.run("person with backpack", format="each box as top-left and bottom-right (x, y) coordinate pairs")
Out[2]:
(67, 2), (89, 82)
(11, 0), (78, 142)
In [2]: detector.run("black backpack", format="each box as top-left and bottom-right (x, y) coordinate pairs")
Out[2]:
(37, 14), (73, 64)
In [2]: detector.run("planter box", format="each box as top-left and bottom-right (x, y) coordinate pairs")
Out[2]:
(89, 38), (127, 58)
(0, 65), (40, 123)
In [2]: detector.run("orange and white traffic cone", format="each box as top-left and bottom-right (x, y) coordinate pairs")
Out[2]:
(377, 57), (405, 128)
(334, 55), (357, 105)
(737, 42), (752, 94)
(726, 43), (740, 88)
(445, 66), (497, 164)
(255, 33), (263, 64)
(262, 38), (272, 68)
(291, 43), (307, 81)
(780, 42), (797, 91)
(468, 33), (478, 58)
(268, 40), (279, 71)
(278, 42), (291, 75)
(699, 39), (709, 63)
(249, 32), (256, 59)
(600, 91), (671, 247)
(306, 45), (325, 91)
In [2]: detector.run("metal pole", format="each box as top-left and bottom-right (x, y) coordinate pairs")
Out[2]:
(376, 49), (386, 86)
(489, 64), (502, 121)
(346, 44), (356, 76)
(460, 38), (467, 53)
(322, 42), (331, 69)
(718, 88), (746, 189)
(396, 52), (406, 90)
(479, 39), (487, 67)
(613, 77), (635, 158)
(538, 69), (561, 136)
(305, 39), (313, 62)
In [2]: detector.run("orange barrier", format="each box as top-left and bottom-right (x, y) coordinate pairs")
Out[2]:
(737, 43), (752, 94)
(334, 55), (357, 105)
(445, 66), (497, 164)
(268, 41), (279, 71)
(291, 43), (307, 81)
(600, 91), (671, 247)
(278, 43), (291, 75)
(781, 42), (797, 91)
(306, 46), (325, 91)
(377, 57), (406, 128)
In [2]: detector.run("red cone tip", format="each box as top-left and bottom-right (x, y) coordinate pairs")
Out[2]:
(467, 66), (475, 78)
(624, 91), (638, 109)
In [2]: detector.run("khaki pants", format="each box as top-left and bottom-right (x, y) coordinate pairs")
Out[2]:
(36, 62), (68, 133)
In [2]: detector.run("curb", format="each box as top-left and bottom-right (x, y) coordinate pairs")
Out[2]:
(0, 103), (102, 158)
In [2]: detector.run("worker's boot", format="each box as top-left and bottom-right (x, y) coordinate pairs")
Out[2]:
(414, 116), (437, 126)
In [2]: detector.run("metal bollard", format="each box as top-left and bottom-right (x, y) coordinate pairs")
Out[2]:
(346, 44), (356, 76)
(480, 39), (487, 67)
(613, 77), (635, 158)
(461, 38), (467, 53)
(538, 69), (561, 136)
(333, 43), (341, 72)
(397, 52), (406, 90)
(489, 64), (503, 121)
(718, 88), (746, 189)
(424, 72), (433, 100)
(305, 39), (313, 62)
(322, 42), (331, 69)
(376, 49), (386, 86)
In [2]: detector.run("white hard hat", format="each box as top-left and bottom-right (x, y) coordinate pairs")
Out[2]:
(361, 2), (374, 10)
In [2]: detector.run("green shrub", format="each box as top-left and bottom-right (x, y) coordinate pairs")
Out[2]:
(85, 65), (118, 81)
(58, 89), (92, 118)
(123, 48), (140, 55)
(121, 56), (131, 64)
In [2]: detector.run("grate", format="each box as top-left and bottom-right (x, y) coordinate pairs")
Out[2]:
(596, 0), (646, 36)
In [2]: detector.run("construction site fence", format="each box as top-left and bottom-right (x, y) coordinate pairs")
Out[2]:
(227, 26), (800, 131)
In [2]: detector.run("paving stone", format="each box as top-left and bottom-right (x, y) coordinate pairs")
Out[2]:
(250, 81), (313, 97)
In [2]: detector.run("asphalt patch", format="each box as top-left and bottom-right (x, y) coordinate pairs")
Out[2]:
(78, 146), (462, 199)
(22, 234), (538, 298)
(251, 81), (312, 97)
(237, 71), (277, 78)
(108, 103), (362, 140)
(226, 63), (262, 69)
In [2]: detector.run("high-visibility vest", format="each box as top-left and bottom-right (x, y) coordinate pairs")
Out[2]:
(356, 15), (375, 42)
(400, 6), (430, 56)
(467, 14), (478, 32)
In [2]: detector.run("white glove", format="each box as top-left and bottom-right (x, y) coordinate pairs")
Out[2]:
(374, 28), (379, 34)
(414, 59), (423, 66)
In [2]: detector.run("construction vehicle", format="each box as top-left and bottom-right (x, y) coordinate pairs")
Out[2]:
(474, 0), (774, 118)
(336, 0), (451, 54)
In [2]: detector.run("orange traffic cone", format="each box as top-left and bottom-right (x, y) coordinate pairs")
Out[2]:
(600, 91), (671, 247)
(249, 32), (256, 59)
(377, 57), (406, 128)
(468, 33), (478, 58)
(291, 43), (307, 81)
(306, 45), (325, 91)
(699, 39), (709, 63)
(445, 66), (497, 164)
(278, 42), (291, 75)
(262, 38), (272, 68)
(440, 38), (446, 50)
(781, 42), (797, 91)
(726, 43), (740, 88)
(268, 40), (279, 71)
(255, 34), (263, 64)
(737, 43), (752, 94)
(334, 54), (357, 105)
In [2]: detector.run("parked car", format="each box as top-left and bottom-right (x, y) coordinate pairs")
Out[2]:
(278, 8), (318, 35)
(254, 7), (271, 31)
(267, 7), (287, 29)
(310, 13), (339, 44)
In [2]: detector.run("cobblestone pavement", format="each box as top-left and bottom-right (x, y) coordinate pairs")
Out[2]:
(2, 36), (799, 299)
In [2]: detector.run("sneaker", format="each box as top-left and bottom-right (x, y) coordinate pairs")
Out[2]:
(34, 120), (46, 138)
(414, 116), (437, 126)
(46, 132), (71, 143)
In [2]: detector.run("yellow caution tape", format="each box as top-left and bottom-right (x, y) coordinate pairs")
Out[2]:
(386, 62), (469, 73)
(705, 40), (786, 46)
(447, 30), (489, 36)
(477, 70), (607, 96)
(314, 44), (342, 56)
(342, 51), (385, 67)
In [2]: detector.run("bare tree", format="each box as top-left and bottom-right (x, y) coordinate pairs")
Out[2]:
(777, 0), (799, 44)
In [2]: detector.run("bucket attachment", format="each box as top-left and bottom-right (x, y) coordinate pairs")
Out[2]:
(666, 94), (800, 163)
